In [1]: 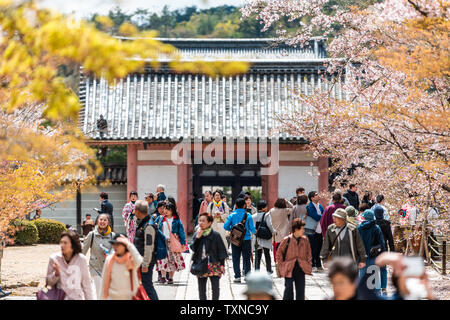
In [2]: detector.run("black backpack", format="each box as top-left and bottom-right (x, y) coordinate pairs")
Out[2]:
(255, 212), (272, 240)
(229, 212), (248, 247)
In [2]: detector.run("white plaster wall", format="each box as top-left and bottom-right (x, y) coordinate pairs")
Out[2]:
(137, 165), (178, 200)
(138, 150), (173, 161)
(41, 185), (128, 234)
(278, 166), (319, 199)
(279, 151), (317, 161)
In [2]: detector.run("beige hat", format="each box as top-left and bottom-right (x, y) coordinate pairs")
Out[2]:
(332, 208), (347, 220)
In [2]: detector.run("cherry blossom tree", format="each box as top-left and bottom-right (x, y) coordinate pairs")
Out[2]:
(242, 0), (449, 234)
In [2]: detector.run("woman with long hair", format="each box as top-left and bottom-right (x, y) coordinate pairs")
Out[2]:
(156, 202), (186, 284)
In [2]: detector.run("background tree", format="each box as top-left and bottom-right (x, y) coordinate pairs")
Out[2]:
(242, 0), (449, 235)
(0, 0), (248, 243)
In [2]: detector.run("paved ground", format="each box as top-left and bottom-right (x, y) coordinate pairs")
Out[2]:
(1, 240), (449, 300)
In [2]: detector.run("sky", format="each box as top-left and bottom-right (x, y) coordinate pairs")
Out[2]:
(39, 0), (247, 19)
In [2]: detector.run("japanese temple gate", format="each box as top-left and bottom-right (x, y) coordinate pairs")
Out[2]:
(79, 38), (342, 233)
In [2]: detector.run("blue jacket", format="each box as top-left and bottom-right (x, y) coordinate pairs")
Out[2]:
(224, 208), (255, 240)
(305, 202), (324, 231)
(170, 218), (186, 246)
(157, 192), (167, 202)
(357, 220), (386, 255)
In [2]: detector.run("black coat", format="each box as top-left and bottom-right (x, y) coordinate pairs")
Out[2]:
(190, 230), (228, 266)
(344, 190), (360, 210)
(100, 200), (113, 216)
(375, 219), (395, 252)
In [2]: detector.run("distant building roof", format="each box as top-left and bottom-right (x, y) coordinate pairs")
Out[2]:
(79, 38), (344, 141)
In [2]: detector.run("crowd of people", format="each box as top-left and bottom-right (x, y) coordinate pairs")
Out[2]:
(40, 183), (435, 301)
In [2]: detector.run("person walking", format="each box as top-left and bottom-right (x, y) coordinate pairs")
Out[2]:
(244, 271), (276, 300)
(224, 198), (256, 283)
(320, 193), (346, 239)
(156, 202), (186, 285)
(244, 195), (258, 215)
(122, 190), (138, 243)
(327, 257), (359, 300)
(276, 219), (312, 300)
(269, 198), (294, 251)
(100, 234), (143, 300)
(374, 206), (395, 295)
(190, 212), (228, 300)
(290, 194), (308, 225)
(371, 194), (390, 220)
(358, 209), (386, 294)
(82, 213), (115, 299)
(150, 201), (166, 283)
(150, 201), (166, 224)
(345, 206), (359, 228)
(305, 191), (324, 271)
(156, 184), (167, 202)
(133, 200), (159, 300)
(198, 191), (213, 222)
(362, 191), (375, 208)
(343, 184), (360, 210)
(46, 230), (94, 300)
(206, 190), (230, 249)
(328, 189), (350, 207)
(290, 187), (305, 205)
(252, 200), (275, 274)
(320, 208), (367, 269)
(96, 192), (114, 231)
(145, 193), (157, 215)
(81, 214), (95, 237)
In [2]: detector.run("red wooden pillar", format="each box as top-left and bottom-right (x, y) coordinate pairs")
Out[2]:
(318, 156), (329, 207)
(127, 144), (138, 201)
(177, 163), (190, 234)
(266, 171), (279, 209)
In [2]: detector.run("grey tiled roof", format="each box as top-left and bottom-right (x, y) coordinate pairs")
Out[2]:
(79, 38), (344, 141)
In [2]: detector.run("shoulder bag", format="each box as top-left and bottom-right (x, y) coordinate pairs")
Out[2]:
(166, 220), (185, 253)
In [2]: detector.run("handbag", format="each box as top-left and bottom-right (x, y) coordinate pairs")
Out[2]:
(275, 236), (291, 278)
(369, 229), (383, 258)
(36, 286), (66, 300)
(131, 269), (150, 300)
(190, 243), (209, 276)
(166, 220), (185, 253)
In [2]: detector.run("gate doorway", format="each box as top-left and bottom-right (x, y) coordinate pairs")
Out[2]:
(192, 164), (261, 204)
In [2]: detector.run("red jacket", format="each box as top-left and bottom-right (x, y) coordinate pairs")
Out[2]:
(320, 202), (346, 238)
(276, 235), (312, 278)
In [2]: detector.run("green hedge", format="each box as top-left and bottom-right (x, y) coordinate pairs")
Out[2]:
(33, 218), (67, 244)
(12, 219), (39, 245)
